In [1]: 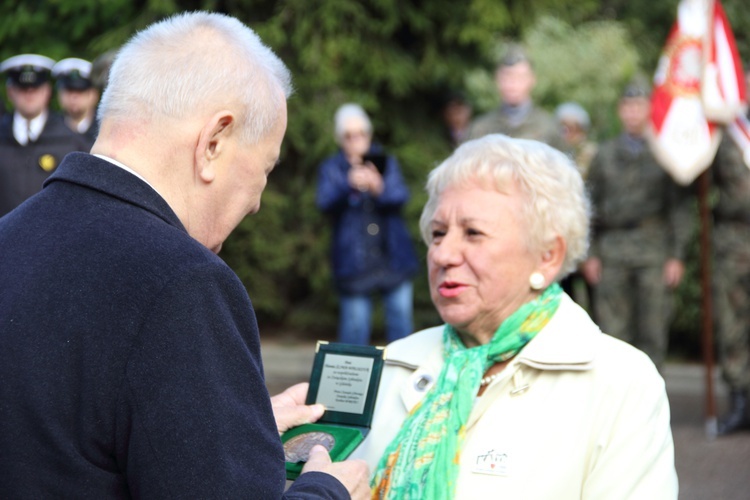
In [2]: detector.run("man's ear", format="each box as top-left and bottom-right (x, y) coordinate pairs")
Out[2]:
(194, 110), (235, 183)
(539, 235), (566, 282)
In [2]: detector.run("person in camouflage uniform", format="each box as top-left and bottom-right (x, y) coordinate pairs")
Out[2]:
(464, 46), (560, 147)
(712, 119), (750, 435)
(581, 83), (692, 369)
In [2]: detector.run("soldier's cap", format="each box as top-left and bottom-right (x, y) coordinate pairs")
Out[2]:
(555, 102), (591, 130)
(1, 54), (55, 88)
(498, 44), (530, 68)
(621, 80), (651, 99)
(52, 58), (93, 90)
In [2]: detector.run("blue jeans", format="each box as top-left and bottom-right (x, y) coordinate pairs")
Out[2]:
(338, 281), (413, 345)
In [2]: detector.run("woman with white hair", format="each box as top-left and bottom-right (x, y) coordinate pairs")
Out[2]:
(555, 101), (598, 179)
(316, 103), (418, 345)
(351, 134), (677, 498)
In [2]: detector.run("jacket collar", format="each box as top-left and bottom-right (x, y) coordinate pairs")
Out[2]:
(388, 294), (598, 372)
(515, 294), (597, 371)
(391, 294), (600, 411)
(43, 152), (186, 233)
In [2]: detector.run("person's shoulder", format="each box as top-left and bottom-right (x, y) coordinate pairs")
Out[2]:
(463, 111), (502, 142)
(579, 326), (665, 398)
(52, 158), (227, 281)
(385, 326), (444, 366)
(0, 115), (16, 146)
(538, 297), (660, 384)
(528, 104), (555, 122)
(40, 113), (90, 148)
(592, 330), (657, 372)
(319, 150), (346, 168)
(469, 108), (502, 129)
(0, 112), (11, 134)
(42, 112), (72, 134)
(590, 137), (617, 161)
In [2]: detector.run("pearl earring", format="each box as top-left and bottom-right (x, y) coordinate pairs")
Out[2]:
(529, 272), (545, 290)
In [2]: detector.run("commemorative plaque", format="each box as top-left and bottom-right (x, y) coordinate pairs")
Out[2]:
(282, 341), (386, 479)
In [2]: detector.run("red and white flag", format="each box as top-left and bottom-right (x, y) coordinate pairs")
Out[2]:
(701, 0), (746, 123)
(650, 0), (721, 185)
(727, 114), (750, 168)
(649, 0), (747, 184)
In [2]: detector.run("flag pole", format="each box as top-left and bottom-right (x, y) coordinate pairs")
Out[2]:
(697, 168), (718, 438)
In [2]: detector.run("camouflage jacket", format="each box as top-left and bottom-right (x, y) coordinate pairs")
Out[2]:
(712, 133), (750, 225)
(464, 102), (562, 148)
(587, 134), (692, 266)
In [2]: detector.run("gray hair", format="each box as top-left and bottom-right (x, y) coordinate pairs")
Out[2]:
(98, 12), (292, 144)
(334, 103), (372, 143)
(555, 102), (590, 131)
(419, 134), (591, 278)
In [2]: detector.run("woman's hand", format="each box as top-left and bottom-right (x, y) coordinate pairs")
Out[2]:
(348, 163), (383, 196)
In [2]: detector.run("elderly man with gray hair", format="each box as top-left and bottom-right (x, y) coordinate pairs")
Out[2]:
(0, 12), (368, 499)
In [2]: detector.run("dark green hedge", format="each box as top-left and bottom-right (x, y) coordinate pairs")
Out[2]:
(2, 0), (749, 354)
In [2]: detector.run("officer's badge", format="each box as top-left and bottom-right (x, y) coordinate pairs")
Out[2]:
(38, 154), (57, 172)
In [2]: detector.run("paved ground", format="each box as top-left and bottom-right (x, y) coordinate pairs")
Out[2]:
(260, 338), (750, 499)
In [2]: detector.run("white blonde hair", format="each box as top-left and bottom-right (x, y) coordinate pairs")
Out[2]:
(419, 134), (591, 278)
(98, 12), (292, 144)
(333, 103), (372, 143)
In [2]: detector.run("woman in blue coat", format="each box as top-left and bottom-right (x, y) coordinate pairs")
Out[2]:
(316, 103), (419, 345)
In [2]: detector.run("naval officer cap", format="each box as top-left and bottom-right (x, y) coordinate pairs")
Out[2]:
(1, 54), (55, 88)
(52, 58), (93, 90)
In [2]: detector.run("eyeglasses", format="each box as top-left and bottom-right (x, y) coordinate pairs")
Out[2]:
(342, 130), (369, 141)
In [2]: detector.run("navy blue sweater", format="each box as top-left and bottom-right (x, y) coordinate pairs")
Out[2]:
(0, 153), (347, 498)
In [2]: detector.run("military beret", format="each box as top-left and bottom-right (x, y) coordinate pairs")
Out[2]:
(555, 102), (591, 130)
(621, 79), (651, 99)
(1, 54), (55, 88)
(499, 44), (530, 68)
(52, 58), (93, 90)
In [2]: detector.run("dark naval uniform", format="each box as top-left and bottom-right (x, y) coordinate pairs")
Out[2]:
(587, 133), (691, 368)
(0, 112), (89, 217)
(52, 57), (99, 150)
(711, 131), (750, 434)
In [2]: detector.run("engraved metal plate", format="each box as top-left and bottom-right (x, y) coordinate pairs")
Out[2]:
(283, 431), (336, 463)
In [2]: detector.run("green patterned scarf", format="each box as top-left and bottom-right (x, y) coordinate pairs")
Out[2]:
(371, 283), (563, 499)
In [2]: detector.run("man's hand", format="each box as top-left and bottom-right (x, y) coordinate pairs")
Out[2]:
(581, 257), (602, 285)
(302, 445), (370, 500)
(663, 258), (685, 289)
(271, 383), (325, 435)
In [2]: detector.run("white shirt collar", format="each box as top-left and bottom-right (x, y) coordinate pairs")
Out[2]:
(13, 110), (48, 145)
(75, 116), (93, 134)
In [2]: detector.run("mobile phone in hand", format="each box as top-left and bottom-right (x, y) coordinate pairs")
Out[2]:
(363, 153), (387, 174)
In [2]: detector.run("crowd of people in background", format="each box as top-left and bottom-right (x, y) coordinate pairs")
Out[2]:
(1, 37), (749, 443)
(2, 12), (750, 499)
(0, 51), (115, 217)
(457, 49), (749, 437)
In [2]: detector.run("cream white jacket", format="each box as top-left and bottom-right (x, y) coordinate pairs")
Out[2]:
(353, 294), (678, 499)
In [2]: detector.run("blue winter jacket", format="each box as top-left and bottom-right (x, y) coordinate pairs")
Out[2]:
(316, 148), (419, 292)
